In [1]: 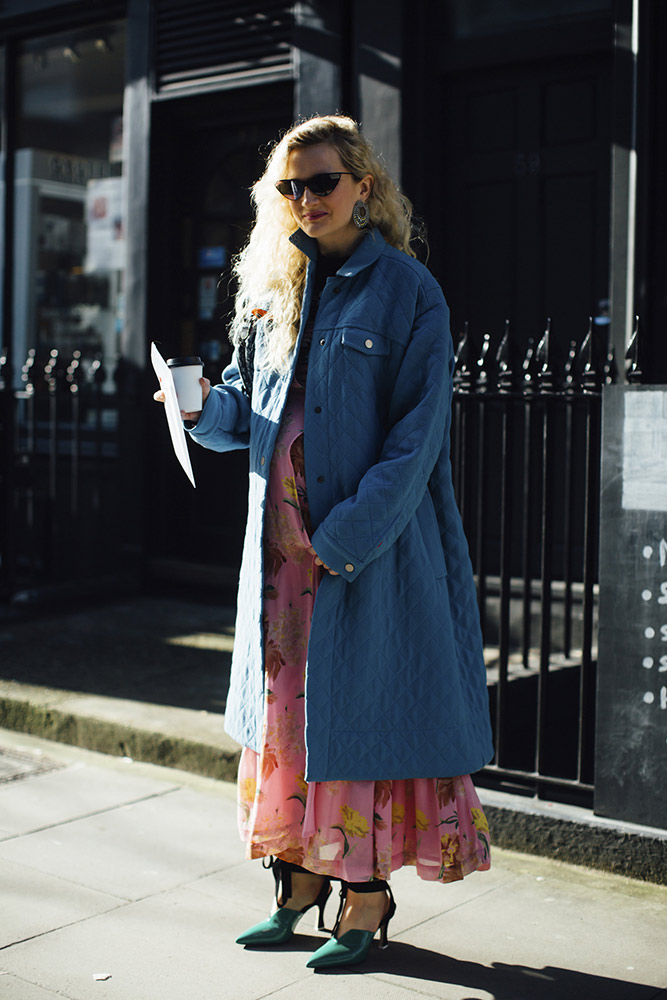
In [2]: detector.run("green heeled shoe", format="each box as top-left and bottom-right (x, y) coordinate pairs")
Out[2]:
(306, 882), (396, 970)
(236, 859), (331, 947)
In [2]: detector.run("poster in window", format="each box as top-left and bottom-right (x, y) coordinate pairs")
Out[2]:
(85, 176), (125, 272)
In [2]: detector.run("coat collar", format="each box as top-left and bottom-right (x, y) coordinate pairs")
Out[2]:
(288, 228), (387, 276)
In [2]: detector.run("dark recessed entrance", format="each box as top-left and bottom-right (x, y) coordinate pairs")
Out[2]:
(146, 84), (292, 588)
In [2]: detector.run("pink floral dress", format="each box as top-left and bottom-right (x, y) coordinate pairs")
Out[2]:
(237, 384), (491, 884)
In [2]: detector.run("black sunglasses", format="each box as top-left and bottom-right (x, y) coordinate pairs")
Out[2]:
(275, 172), (355, 200)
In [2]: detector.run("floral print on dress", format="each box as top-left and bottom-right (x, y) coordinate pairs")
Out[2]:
(237, 386), (491, 884)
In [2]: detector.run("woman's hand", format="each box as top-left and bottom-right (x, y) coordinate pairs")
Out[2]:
(306, 544), (339, 576)
(153, 377), (211, 423)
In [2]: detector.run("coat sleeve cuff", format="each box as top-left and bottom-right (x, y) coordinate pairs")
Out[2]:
(310, 524), (366, 582)
(185, 384), (250, 448)
(183, 386), (219, 436)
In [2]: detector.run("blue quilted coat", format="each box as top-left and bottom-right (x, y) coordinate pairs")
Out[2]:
(189, 228), (494, 782)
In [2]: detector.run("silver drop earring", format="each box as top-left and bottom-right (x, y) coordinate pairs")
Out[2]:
(352, 199), (370, 230)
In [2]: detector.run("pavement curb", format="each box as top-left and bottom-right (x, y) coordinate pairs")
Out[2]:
(0, 695), (241, 782)
(479, 788), (667, 886)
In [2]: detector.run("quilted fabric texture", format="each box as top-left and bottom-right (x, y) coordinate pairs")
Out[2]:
(189, 229), (494, 782)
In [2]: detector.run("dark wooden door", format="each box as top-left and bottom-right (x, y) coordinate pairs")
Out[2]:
(435, 56), (612, 368)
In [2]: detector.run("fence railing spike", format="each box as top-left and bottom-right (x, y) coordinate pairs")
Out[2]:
(521, 337), (537, 389)
(536, 318), (550, 364)
(537, 318), (555, 392)
(454, 322), (468, 364)
(626, 315), (642, 383)
(496, 320), (513, 391)
(44, 348), (60, 393)
(88, 354), (106, 385)
(66, 350), (83, 394)
(580, 316), (603, 392)
(603, 344), (617, 385)
(454, 322), (473, 389)
(579, 316), (593, 368)
(563, 339), (578, 392)
(476, 331), (493, 390)
(20, 349), (36, 394)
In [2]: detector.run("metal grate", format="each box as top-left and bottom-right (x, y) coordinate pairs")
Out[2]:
(153, 0), (295, 93)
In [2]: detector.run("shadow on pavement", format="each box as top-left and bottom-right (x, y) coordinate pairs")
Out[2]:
(313, 942), (661, 999)
(0, 593), (236, 714)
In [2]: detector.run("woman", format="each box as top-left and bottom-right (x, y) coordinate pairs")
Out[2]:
(156, 114), (494, 970)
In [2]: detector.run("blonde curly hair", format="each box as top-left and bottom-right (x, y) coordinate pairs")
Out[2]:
(230, 114), (416, 372)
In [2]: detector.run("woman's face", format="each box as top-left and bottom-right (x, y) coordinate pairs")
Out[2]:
(283, 143), (372, 257)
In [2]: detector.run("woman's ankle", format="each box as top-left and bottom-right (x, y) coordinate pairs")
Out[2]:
(276, 870), (326, 909)
(337, 886), (390, 935)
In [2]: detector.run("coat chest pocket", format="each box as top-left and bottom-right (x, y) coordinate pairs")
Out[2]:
(340, 328), (390, 357)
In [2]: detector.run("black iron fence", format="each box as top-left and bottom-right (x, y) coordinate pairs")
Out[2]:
(0, 347), (139, 602)
(452, 318), (631, 806)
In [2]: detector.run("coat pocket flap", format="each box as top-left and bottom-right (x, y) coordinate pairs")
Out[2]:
(341, 328), (390, 356)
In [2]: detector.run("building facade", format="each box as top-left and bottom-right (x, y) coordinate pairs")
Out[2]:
(0, 0), (664, 594)
(1, 0), (667, 823)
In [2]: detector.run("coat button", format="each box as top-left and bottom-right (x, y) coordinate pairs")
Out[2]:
(345, 563), (355, 573)
(314, 405), (322, 414)
(317, 475), (325, 483)
(333, 286), (340, 294)
(365, 339), (373, 349)
(319, 338), (326, 346)
(260, 456), (266, 466)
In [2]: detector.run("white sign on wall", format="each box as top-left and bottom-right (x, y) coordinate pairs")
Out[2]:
(622, 391), (667, 512)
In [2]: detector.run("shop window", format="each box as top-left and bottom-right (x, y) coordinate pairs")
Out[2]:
(11, 22), (125, 390)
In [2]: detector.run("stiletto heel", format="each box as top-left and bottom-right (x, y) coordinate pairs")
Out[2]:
(236, 858), (331, 947)
(315, 879), (329, 931)
(378, 900), (393, 950)
(306, 881), (396, 969)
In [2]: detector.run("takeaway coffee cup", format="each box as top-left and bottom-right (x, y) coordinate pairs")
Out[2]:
(167, 356), (203, 412)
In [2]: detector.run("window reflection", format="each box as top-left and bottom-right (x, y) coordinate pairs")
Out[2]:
(12, 22), (125, 390)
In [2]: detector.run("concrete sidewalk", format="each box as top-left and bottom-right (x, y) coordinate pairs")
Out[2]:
(1, 730), (666, 1000)
(2, 594), (667, 885)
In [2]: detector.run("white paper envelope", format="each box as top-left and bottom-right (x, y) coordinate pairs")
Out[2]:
(151, 342), (196, 488)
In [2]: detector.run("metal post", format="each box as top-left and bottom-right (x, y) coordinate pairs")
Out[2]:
(496, 329), (514, 767)
(520, 341), (537, 668)
(579, 338), (603, 785)
(535, 325), (555, 781)
(474, 333), (492, 633)
(609, 0), (639, 380)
